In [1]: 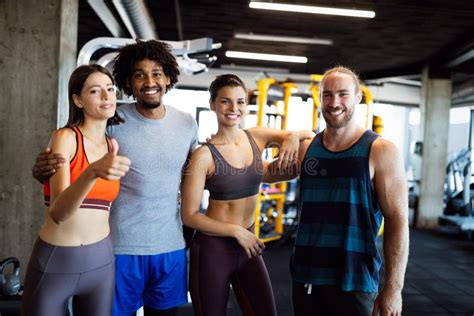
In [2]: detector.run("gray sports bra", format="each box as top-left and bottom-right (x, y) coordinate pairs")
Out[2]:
(204, 130), (263, 200)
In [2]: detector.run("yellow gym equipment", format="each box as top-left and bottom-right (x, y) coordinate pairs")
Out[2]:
(253, 79), (295, 242)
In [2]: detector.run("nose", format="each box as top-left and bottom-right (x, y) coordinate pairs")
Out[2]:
(230, 101), (239, 111)
(144, 75), (154, 86)
(327, 95), (341, 108)
(101, 88), (109, 100)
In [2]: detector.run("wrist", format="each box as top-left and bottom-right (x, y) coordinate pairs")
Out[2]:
(230, 224), (241, 238)
(384, 283), (403, 293)
(83, 165), (98, 180)
(288, 132), (299, 140)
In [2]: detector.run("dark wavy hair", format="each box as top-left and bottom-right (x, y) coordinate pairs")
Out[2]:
(65, 64), (124, 128)
(113, 40), (180, 96)
(209, 74), (247, 102)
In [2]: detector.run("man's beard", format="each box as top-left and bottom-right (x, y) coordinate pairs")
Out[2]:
(141, 100), (161, 109)
(323, 106), (354, 129)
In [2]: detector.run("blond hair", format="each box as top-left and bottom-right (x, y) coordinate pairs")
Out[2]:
(320, 66), (361, 93)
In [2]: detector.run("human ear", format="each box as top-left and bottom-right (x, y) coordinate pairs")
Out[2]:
(356, 90), (363, 104)
(72, 94), (83, 108)
(209, 99), (216, 111)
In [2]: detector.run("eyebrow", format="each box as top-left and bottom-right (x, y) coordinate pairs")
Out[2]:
(86, 83), (114, 89)
(323, 89), (350, 93)
(133, 68), (163, 72)
(219, 97), (245, 100)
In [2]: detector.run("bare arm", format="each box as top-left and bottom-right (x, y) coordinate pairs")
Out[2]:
(262, 136), (314, 183)
(48, 130), (130, 223)
(247, 127), (314, 146)
(371, 139), (409, 316)
(181, 146), (264, 258)
(247, 128), (315, 170)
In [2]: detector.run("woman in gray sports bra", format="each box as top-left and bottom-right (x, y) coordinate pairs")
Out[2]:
(181, 74), (313, 316)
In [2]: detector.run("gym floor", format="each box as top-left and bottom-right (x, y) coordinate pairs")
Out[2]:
(262, 228), (474, 316)
(175, 227), (474, 315)
(2, 228), (472, 315)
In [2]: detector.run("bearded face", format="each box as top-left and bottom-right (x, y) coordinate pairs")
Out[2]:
(128, 59), (170, 111)
(320, 72), (361, 129)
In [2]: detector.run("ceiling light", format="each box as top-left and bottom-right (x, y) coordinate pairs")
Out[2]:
(249, 1), (375, 18)
(225, 51), (307, 63)
(234, 33), (333, 45)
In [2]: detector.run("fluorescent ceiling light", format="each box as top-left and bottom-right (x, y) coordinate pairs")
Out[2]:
(235, 33), (333, 45)
(225, 51), (307, 63)
(249, 1), (375, 18)
(221, 64), (290, 73)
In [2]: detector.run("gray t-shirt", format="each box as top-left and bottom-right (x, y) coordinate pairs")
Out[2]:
(107, 103), (198, 255)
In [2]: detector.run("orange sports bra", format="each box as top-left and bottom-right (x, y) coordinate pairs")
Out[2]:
(43, 127), (120, 211)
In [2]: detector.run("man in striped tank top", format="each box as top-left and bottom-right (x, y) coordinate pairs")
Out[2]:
(265, 66), (409, 316)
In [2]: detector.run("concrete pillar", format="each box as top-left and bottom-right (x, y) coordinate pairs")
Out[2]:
(416, 66), (452, 228)
(0, 0), (77, 278)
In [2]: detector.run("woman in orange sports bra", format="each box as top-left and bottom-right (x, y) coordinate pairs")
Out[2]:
(21, 65), (131, 316)
(181, 74), (314, 316)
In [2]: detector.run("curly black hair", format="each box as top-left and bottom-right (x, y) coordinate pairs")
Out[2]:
(113, 40), (180, 96)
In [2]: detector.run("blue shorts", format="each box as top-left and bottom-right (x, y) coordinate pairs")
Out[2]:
(112, 249), (188, 315)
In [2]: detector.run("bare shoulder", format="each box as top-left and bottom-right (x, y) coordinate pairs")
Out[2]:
(244, 127), (267, 141)
(51, 128), (76, 152)
(372, 137), (399, 156)
(371, 137), (403, 169)
(49, 128), (76, 156)
(190, 144), (213, 164)
(51, 127), (75, 139)
(244, 127), (271, 150)
(245, 126), (264, 135)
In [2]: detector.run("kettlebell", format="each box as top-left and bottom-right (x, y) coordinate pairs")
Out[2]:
(0, 257), (21, 296)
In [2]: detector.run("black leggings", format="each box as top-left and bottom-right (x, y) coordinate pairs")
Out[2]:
(189, 231), (277, 316)
(21, 236), (115, 316)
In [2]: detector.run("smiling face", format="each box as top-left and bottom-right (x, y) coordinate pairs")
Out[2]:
(72, 72), (116, 121)
(210, 85), (247, 127)
(320, 72), (362, 129)
(128, 58), (171, 110)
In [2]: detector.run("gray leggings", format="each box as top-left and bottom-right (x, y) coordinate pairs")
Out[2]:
(21, 236), (115, 316)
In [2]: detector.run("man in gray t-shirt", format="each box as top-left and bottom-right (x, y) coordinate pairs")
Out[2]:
(34, 40), (197, 316)
(109, 40), (197, 316)
(108, 103), (197, 257)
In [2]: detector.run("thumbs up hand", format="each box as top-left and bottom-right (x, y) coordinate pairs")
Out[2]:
(89, 138), (131, 180)
(110, 138), (119, 155)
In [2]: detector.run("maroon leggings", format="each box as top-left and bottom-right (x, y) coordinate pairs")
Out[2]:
(189, 231), (277, 316)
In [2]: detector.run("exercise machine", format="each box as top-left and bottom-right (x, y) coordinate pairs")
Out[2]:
(438, 110), (474, 239)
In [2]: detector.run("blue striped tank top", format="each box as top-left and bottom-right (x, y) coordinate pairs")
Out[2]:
(291, 129), (383, 292)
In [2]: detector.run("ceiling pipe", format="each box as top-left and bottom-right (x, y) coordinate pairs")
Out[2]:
(174, 0), (184, 41)
(87, 0), (127, 37)
(112, 0), (158, 39)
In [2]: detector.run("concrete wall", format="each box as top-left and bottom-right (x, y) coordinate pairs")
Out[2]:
(0, 0), (78, 278)
(416, 68), (452, 228)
